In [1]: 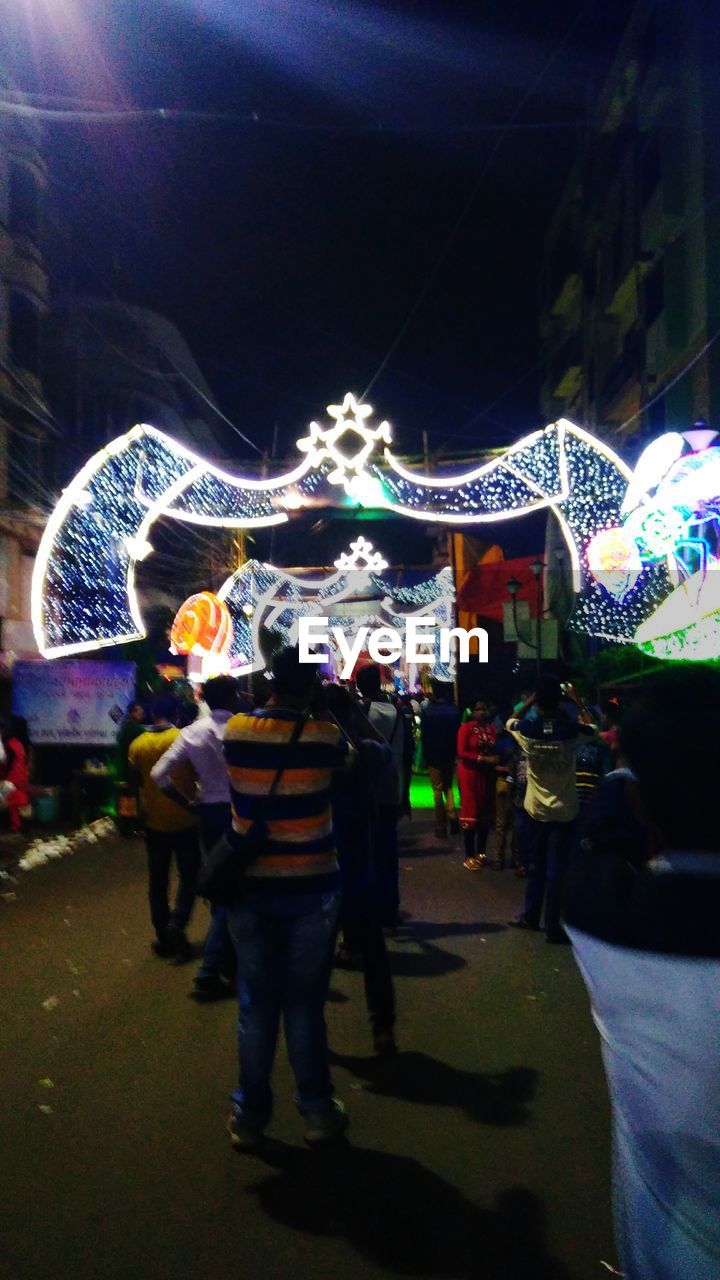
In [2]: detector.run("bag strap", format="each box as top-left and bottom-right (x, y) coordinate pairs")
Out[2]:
(250, 713), (307, 824)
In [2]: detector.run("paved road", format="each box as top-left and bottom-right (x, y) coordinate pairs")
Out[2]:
(1, 818), (617, 1280)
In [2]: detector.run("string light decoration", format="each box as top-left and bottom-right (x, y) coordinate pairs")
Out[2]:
(35, 396), (681, 657)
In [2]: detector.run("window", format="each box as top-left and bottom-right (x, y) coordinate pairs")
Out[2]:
(9, 163), (40, 239)
(9, 292), (41, 376)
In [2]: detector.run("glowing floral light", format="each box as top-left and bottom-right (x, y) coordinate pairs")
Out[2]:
(170, 592), (234, 658)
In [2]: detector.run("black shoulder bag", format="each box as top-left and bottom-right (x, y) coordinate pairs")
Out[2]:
(197, 714), (307, 907)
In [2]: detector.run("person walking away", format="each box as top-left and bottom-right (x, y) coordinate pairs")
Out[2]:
(565, 669), (720, 1280)
(355, 664), (411, 929)
(223, 646), (349, 1149)
(456, 700), (498, 870)
(324, 684), (397, 1057)
(151, 675), (242, 1001)
(0, 718), (30, 833)
(506, 678), (594, 942)
(420, 680), (460, 839)
(128, 696), (201, 959)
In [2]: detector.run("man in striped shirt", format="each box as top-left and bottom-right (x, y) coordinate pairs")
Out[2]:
(224, 646), (349, 1149)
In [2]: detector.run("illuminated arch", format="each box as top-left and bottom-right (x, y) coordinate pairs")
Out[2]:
(32, 397), (664, 657)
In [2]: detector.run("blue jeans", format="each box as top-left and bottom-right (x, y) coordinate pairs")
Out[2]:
(227, 890), (340, 1128)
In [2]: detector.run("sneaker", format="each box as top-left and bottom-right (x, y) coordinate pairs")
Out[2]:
(373, 1030), (398, 1058)
(463, 856), (485, 871)
(508, 915), (540, 930)
(226, 1112), (264, 1150)
(191, 976), (235, 1003)
(303, 1098), (349, 1145)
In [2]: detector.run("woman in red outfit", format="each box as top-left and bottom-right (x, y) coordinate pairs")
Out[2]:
(456, 700), (499, 870)
(0, 717), (31, 833)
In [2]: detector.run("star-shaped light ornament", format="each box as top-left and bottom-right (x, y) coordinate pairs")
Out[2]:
(333, 536), (389, 572)
(297, 393), (392, 499)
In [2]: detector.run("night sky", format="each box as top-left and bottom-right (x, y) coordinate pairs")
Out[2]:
(4, 0), (635, 470)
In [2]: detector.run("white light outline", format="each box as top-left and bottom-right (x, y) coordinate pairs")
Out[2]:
(383, 427), (547, 488)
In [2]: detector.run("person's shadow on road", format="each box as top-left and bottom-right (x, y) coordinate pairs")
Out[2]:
(396, 919), (506, 941)
(385, 937), (469, 977)
(241, 1141), (572, 1279)
(329, 1049), (538, 1127)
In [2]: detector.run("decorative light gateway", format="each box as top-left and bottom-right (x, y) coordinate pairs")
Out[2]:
(333, 537), (388, 572)
(34, 395), (669, 658)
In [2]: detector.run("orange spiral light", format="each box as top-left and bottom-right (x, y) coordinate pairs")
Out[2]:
(170, 592), (234, 657)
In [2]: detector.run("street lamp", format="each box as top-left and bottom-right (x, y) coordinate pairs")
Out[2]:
(529, 559), (545, 679)
(506, 561), (545, 679)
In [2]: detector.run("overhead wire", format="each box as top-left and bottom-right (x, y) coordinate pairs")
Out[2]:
(0, 92), (588, 137)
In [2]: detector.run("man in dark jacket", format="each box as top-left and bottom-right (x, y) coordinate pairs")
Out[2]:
(565, 670), (720, 1280)
(420, 680), (460, 839)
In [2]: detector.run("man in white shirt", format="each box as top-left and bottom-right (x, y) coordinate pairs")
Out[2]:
(565, 670), (720, 1280)
(152, 675), (242, 1000)
(506, 677), (594, 942)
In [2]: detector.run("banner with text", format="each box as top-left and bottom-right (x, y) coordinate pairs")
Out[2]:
(12, 661), (136, 746)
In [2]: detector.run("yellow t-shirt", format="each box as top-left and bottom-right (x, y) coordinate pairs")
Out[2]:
(128, 728), (198, 832)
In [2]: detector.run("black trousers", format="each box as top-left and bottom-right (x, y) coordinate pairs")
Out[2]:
(145, 825), (201, 939)
(343, 902), (395, 1034)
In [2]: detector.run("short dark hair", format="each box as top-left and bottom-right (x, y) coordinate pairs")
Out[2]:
(271, 645), (318, 699)
(356, 664), (382, 698)
(202, 675), (239, 712)
(621, 668), (720, 849)
(431, 679), (453, 702)
(323, 683), (354, 729)
(534, 675), (562, 713)
(151, 694), (179, 724)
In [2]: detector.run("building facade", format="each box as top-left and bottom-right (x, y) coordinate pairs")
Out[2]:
(540, 0), (720, 449)
(0, 99), (51, 663)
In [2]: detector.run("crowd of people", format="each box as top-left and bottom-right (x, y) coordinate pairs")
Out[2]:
(115, 652), (719, 1280)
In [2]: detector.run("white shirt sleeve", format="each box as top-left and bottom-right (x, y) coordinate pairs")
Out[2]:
(150, 734), (189, 788)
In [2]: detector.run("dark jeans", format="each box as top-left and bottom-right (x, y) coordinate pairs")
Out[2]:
(343, 903), (395, 1034)
(197, 802), (236, 982)
(521, 816), (576, 936)
(375, 805), (400, 925)
(513, 805), (531, 869)
(227, 890), (340, 1128)
(145, 825), (201, 939)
